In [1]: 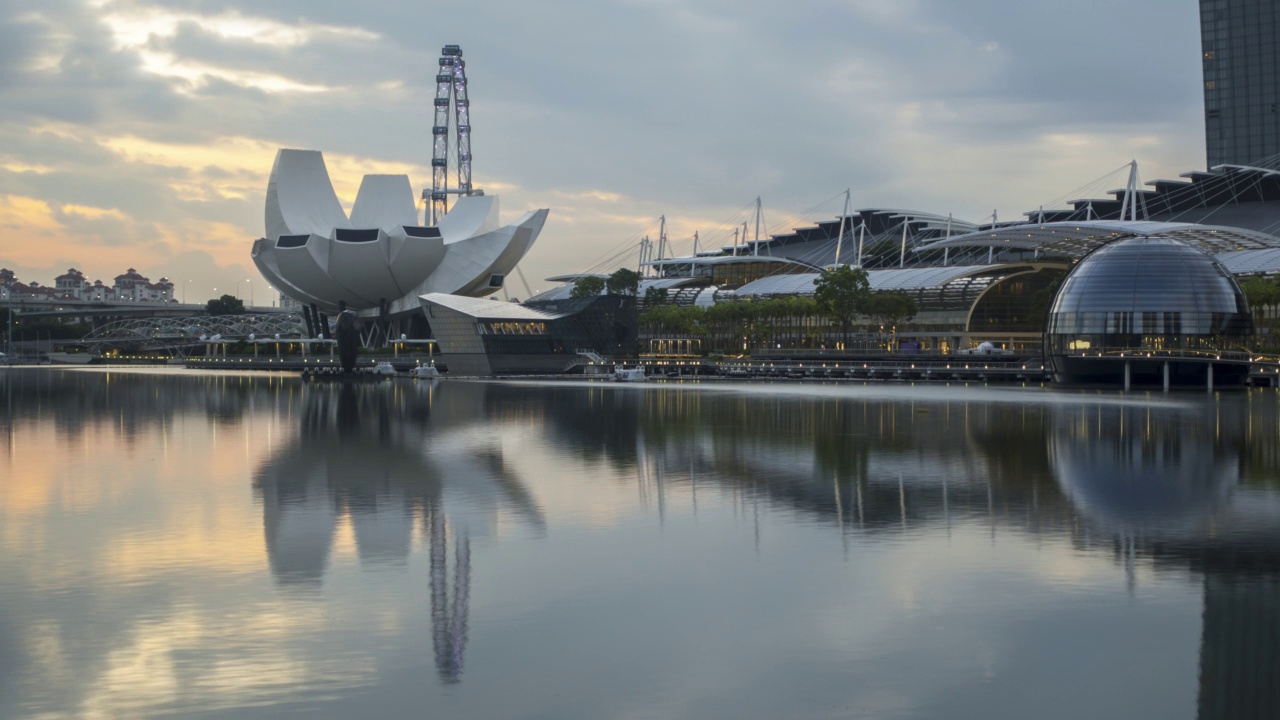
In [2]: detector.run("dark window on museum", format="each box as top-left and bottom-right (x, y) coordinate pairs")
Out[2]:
(335, 229), (380, 242)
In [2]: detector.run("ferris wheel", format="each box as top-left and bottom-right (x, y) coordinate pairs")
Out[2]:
(427, 44), (476, 225)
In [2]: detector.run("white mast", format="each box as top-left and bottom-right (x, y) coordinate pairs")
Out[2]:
(1119, 159), (1141, 221)
(656, 216), (667, 278)
(899, 219), (908, 268)
(834, 188), (850, 266)
(753, 196), (762, 257)
(856, 221), (866, 268)
(693, 231), (699, 256)
(944, 213), (952, 266)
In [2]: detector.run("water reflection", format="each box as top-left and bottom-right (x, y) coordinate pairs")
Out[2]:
(512, 383), (1280, 718)
(253, 380), (544, 684)
(5, 370), (1280, 718)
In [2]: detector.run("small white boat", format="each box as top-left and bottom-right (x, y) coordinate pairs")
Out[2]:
(48, 352), (97, 365)
(411, 364), (441, 379)
(371, 362), (397, 376)
(614, 365), (648, 382)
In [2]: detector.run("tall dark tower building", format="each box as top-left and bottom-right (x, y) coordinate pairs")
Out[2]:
(1200, 0), (1280, 168)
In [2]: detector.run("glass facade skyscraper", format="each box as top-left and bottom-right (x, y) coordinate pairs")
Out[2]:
(1201, 0), (1280, 168)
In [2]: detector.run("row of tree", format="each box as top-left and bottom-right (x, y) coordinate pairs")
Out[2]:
(569, 268), (642, 299)
(639, 266), (919, 351)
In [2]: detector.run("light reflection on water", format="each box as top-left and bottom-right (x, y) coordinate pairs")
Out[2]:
(1, 368), (1279, 719)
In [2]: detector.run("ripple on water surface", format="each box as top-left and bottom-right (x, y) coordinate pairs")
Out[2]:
(0, 369), (1275, 719)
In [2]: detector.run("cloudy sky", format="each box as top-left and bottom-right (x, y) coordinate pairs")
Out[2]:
(0, 0), (1206, 302)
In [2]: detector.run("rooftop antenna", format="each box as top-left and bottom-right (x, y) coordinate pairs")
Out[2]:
(834, 188), (851, 266)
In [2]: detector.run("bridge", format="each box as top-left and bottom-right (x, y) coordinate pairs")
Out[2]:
(75, 314), (306, 352)
(6, 297), (285, 323)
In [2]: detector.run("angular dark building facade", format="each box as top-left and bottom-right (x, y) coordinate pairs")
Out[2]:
(1201, 0), (1280, 168)
(420, 292), (638, 376)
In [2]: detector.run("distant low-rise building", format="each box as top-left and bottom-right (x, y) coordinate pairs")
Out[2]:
(1, 267), (175, 303)
(54, 268), (87, 297)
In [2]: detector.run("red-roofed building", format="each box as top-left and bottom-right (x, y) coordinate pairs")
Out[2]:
(54, 268), (87, 298)
(113, 268), (150, 302)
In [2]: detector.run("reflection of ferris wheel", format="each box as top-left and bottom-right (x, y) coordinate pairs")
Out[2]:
(427, 44), (479, 225)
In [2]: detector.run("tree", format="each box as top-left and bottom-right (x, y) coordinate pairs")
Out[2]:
(643, 286), (669, 308)
(606, 267), (641, 296)
(1240, 276), (1280, 326)
(813, 265), (870, 346)
(570, 276), (605, 299)
(206, 294), (245, 316)
(1027, 275), (1064, 326)
(861, 291), (918, 341)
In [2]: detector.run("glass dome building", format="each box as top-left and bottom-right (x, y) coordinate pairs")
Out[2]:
(1046, 237), (1254, 386)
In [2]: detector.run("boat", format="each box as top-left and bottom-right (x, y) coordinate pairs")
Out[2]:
(372, 362), (397, 376)
(613, 365), (648, 382)
(411, 364), (441, 379)
(48, 352), (97, 365)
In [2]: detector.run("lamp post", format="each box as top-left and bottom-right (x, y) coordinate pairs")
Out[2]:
(184, 279), (192, 304)
(246, 278), (254, 308)
(5, 274), (14, 356)
(235, 279), (246, 301)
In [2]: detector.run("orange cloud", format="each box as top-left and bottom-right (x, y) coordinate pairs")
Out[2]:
(61, 204), (130, 221)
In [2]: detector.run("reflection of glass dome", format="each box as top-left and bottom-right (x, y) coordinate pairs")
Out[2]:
(1047, 237), (1252, 342)
(1049, 409), (1238, 535)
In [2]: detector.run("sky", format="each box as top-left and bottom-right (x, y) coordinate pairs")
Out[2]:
(0, 0), (1208, 303)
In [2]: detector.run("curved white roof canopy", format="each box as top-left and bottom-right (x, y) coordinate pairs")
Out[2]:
(350, 175), (418, 233)
(386, 204), (549, 314)
(271, 234), (368, 308)
(918, 220), (1280, 258)
(734, 265), (1003, 298)
(251, 238), (328, 307)
(527, 276), (696, 303)
(1216, 247), (1280, 275)
(437, 194), (501, 243)
(264, 149), (351, 240)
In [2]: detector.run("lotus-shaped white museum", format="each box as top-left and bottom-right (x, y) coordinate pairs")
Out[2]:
(251, 149), (547, 315)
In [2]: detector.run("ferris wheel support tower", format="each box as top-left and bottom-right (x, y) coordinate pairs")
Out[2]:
(427, 44), (478, 225)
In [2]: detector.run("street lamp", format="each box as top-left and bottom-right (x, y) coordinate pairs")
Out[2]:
(184, 279), (192, 304)
(235, 279), (246, 301)
(4, 273), (14, 355)
(246, 278), (254, 308)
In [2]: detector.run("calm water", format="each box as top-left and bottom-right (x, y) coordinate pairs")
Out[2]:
(2, 368), (1279, 719)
